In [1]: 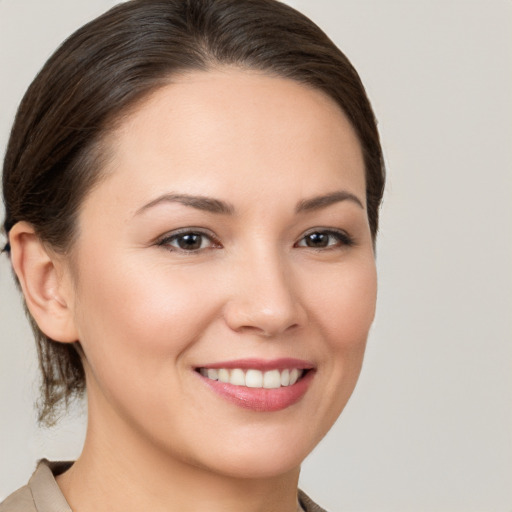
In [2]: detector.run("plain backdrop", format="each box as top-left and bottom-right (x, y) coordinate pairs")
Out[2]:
(1, 1), (511, 511)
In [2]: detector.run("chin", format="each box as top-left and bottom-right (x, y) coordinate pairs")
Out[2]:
(186, 425), (322, 480)
(202, 449), (304, 480)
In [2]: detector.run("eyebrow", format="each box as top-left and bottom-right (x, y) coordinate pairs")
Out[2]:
(135, 193), (235, 216)
(295, 190), (364, 212)
(135, 189), (364, 217)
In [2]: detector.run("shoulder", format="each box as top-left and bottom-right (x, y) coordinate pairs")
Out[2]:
(0, 485), (36, 512)
(298, 489), (328, 512)
(0, 460), (72, 512)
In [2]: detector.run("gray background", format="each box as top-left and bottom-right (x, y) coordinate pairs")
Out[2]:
(1, 1), (511, 510)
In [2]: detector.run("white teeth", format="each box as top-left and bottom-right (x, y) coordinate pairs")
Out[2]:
(199, 367), (305, 388)
(289, 368), (300, 385)
(218, 368), (230, 383)
(263, 369), (281, 389)
(207, 368), (218, 380)
(245, 369), (263, 388)
(229, 368), (245, 386)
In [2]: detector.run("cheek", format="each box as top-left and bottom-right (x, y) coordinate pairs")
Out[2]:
(292, 255), (376, 442)
(306, 257), (377, 352)
(71, 253), (223, 385)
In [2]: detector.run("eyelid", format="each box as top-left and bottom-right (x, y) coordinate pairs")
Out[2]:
(153, 226), (354, 253)
(295, 228), (355, 248)
(155, 227), (222, 251)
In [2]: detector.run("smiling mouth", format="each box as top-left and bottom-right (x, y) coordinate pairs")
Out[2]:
(195, 360), (315, 411)
(197, 367), (307, 389)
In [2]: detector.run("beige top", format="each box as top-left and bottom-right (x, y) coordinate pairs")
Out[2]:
(0, 460), (327, 512)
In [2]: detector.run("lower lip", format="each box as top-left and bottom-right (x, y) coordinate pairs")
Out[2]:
(197, 371), (314, 412)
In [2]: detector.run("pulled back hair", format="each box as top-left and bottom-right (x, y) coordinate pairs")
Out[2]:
(2, 0), (385, 425)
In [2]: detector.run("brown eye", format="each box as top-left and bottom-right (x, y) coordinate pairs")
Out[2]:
(296, 229), (354, 249)
(159, 231), (218, 252)
(175, 233), (203, 250)
(303, 232), (330, 248)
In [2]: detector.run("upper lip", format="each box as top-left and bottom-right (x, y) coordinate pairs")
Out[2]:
(195, 358), (315, 372)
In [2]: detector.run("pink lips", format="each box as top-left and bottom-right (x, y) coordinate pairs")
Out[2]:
(195, 358), (315, 412)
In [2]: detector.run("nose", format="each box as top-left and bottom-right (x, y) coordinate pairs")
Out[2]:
(223, 250), (306, 338)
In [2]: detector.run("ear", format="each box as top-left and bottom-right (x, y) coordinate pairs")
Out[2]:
(9, 222), (78, 343)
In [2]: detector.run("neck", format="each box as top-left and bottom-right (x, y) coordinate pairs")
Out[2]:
(57, 392), (301, 512)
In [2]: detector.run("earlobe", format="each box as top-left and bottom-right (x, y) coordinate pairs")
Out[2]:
(9, 222), (78, 343)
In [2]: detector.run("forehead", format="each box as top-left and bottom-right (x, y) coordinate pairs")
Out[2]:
(94, 68), (366, 213)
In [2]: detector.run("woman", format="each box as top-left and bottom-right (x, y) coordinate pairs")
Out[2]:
(1, 1), (384, 511)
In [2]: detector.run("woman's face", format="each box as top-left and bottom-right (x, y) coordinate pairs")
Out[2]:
(63, 68), (377, 478)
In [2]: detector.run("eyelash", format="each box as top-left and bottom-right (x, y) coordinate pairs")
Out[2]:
(156, 228), (221, 253)
(294, 229), (355, 250)
(156, 228), (354, 253)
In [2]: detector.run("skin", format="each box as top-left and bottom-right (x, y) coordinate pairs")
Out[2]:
(10, 68), (377, 512)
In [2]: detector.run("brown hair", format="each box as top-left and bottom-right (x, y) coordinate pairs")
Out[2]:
(2, 0), (385, 425)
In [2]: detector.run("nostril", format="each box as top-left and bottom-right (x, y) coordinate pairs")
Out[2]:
(234, 322), (300, 338)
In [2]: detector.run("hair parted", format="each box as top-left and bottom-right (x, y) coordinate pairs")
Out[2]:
(2, 0), (385, 425)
